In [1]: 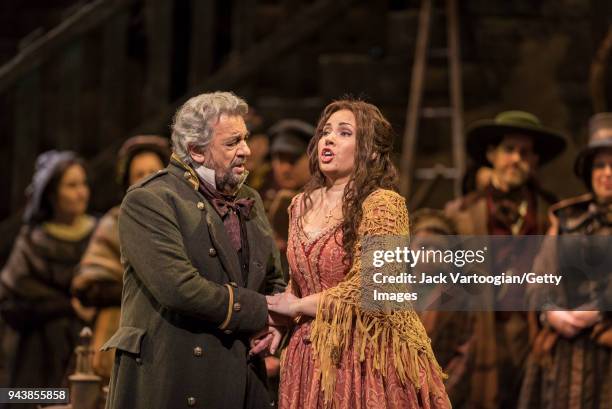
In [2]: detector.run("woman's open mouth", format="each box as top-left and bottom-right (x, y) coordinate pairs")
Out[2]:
(320, 148), (335, 164)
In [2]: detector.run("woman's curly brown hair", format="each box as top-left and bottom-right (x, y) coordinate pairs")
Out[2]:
(301, 99), (399, 265)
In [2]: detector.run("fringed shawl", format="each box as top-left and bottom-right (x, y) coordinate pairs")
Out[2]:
(308, 189), (446, 406)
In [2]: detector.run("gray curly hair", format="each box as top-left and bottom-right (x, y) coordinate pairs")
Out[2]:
(171, 91), (249, 162)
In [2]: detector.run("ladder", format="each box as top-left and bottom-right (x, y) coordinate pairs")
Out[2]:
(399, 0), (465, 209)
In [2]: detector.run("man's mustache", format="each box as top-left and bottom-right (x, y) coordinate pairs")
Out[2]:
(230, 159), (246, 167)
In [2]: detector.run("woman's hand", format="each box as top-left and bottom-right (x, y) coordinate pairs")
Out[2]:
(249, 325), (283, 356)
(267, 292), (300, 318)
(570, 310), (601, 329)
(546, 310), (583, 338)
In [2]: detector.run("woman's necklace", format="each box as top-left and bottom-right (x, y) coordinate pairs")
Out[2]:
(324, 203), (340, 224)
(321, 190), (342, 224)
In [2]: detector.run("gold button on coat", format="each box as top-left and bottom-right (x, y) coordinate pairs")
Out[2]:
(197, 201), (205, 210)
(187, 396), (196, 406)
(183, 171), (191, 179)
(193, 346), (203, 357)
(209, 248), (217, 257)
(224, 329), (232, 335)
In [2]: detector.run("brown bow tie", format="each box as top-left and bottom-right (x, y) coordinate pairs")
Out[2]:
(210, 197), (255, 219)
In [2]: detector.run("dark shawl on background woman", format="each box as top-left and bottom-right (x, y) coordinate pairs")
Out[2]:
(0, 151), (95, 400)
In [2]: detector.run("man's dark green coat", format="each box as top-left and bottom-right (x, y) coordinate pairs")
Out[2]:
(103, 158), (285, 409)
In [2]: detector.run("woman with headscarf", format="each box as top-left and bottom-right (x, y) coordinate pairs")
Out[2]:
(519, 113), (612, 409)
(71, 135), (170, 381)
(266, 99), (450, 409)
(0, 151), (95, 399)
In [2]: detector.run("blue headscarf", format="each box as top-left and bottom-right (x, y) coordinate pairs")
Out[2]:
(23, 150), (79, 224)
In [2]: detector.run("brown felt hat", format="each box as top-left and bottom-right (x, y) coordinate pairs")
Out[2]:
(466, 110), (566, 166)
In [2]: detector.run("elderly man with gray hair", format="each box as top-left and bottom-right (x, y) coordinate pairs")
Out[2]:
(103, 91), (286, 409)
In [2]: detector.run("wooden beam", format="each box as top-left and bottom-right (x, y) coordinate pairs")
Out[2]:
(409, 172), (442, 210)
(41, 54), (62, 150)
(143, 0), (173, 116)
(99, 10), (129, 143)
(188, 0), (216, 89)
(399, 0), (432, 198)
(231, 0), (255, 55)
(12, 72), (41, 211)
(447, 0), (465, 198)
(79, 30), (102, 155)
(590, 24), (612, 113)
(0, 0), (132, 93)
(56, 42), (83, 150)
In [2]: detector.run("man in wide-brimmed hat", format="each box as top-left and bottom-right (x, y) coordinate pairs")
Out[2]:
(447, 110), (566, 233)
(444, 110), (567, 409)
(519, 112), (612, 408)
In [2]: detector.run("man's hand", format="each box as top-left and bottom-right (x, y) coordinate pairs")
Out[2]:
(249, 325), (283, 356)
(249, 328), (273, 356)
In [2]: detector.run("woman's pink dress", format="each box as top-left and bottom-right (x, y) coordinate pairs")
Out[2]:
(278, 196), (450, 409)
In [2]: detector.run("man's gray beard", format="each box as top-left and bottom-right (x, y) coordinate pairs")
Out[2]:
(216, 168), (249, 195)
(202, 156), (249, 194)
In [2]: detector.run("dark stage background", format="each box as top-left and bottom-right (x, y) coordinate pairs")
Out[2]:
(1, 0), (612, 264)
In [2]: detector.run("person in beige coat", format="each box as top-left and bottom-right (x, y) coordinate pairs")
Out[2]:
(71, 135), (170, 381)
